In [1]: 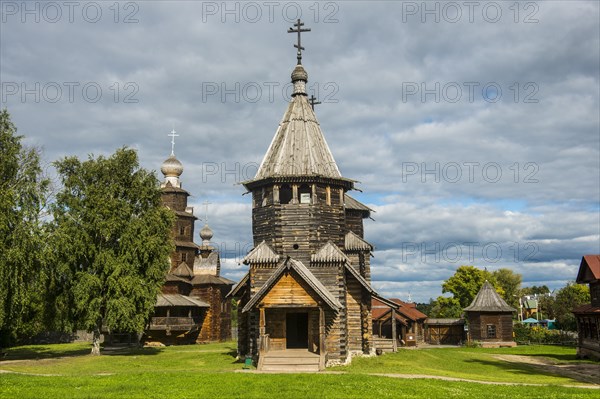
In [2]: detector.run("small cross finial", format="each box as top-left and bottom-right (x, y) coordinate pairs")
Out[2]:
(288, 19), (311, 64)
(202, 200), (212, 224)
(168, 129), (179, 156)
(309, 95), (321, 111)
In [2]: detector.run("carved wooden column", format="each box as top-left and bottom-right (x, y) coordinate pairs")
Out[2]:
(259, 307), (266, 352)
(292, 184), (299, 204)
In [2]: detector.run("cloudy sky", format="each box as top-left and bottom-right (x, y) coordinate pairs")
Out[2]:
(1, 0), (599, 302)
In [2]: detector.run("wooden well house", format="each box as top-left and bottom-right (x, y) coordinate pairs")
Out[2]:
(464, 281), (516, 347)
(229, 20), (395, 370)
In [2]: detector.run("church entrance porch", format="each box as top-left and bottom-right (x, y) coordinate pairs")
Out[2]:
(258, 307), (325, 371)
(263, 308), (319, 352)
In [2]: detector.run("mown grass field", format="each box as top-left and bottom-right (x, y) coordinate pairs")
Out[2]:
(0, 342), (597, 399)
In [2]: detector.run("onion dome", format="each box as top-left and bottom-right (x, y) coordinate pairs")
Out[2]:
(200, 223), (213, 244)
(291, 64), (308, 83)
(161, 155), (183, 178)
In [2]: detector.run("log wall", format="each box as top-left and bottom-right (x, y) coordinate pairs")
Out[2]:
(467, 312), (513, 342)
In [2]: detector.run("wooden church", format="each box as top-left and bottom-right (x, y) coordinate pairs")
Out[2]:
(143, 141), (234, 345)
(229, 20), (396, 369)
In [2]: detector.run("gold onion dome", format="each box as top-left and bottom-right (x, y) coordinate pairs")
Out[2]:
(200, 223), (213, 242)
(161, 155), (183, 177)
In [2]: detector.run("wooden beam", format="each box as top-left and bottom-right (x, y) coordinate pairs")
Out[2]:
(391, 308), (397, 352)
(319, 306), (325, 370)
(259, 307), (266, 350)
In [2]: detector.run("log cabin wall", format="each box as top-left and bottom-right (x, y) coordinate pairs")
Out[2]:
(345, 275), (363, 352)
(591, 281), (600, 307)
(161, 281), (191, 296)
(251, 183), (347, 265)
(344, 210), (365, 238)
(237, 292), (250, 356)
(191, 285), (231, 342)
(468, 312), (513, 342)
(161, 189), (189, 212)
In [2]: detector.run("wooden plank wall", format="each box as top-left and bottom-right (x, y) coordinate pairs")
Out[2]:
(251, 184), (347, 266)
(345, 274), (363, 352)
(261, 273), (317, 307)
(468, 312), (513, 341)
(344, 210), (364, 238)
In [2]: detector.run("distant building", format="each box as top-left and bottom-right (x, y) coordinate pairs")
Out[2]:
(372, 298), (427, 347)
(521, 298), (538, 319)
(424, 319), (466, 345)
(464, 281), (516, 347)
(572, 255), (600, 360)
(143, 148), (234, 345)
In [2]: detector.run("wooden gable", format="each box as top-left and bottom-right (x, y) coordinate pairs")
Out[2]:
(260, 271), (318, 307)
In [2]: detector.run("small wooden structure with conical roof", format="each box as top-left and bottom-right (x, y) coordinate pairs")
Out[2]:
(464, 281), (516, 347)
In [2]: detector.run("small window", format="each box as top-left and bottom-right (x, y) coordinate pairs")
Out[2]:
(299, 184), (311, 204)
(179, 225), (186, 236)
(181, 253), (187, 262)
(486, 324), (496, 339)
(280, 184), (292, 204)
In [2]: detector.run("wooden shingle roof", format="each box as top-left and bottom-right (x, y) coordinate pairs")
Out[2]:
(252, 72), (341, 181)
(243, 241), (280, 264)
(464, 281), (516, 313)
(172, 262), (194, 278)
(344, 194), (373, 213)
(345, 231), (373, 251)
(191, 274), (234, 286)
(156, 294), (209, 308)
(227, 272), (249, 298)
(311, 242), (350, 263)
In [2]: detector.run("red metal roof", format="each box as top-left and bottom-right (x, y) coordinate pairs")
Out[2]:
(576, 255), (600, 283)
(372, 297), (427, 321)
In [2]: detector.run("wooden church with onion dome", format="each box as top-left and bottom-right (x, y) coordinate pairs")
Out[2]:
(228, 20), (397, 370)
(143, 135), (234, 345)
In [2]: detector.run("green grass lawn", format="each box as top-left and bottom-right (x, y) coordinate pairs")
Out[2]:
(1, 342), (597, 399)
(335, 345), (597, 384)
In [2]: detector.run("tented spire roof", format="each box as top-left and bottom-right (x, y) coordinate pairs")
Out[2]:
(251, 63), (343, 182)
(464, 281), (516, 312)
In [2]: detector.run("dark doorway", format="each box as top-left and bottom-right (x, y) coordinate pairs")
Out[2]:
(286, 313), (308, 348)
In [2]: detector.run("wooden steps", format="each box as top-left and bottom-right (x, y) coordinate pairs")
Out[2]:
(373, 337), (395, 353)
(259, 349), (320, 372)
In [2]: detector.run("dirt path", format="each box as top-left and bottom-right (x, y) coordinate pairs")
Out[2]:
(363, 372), (599, 389)
(492, 354), (600, 385)
(239, 369), (598, 389)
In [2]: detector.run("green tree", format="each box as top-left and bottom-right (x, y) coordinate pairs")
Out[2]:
(50, 148), (174, 354)
(553, 282), (590, 331)
(492, 268), (522, 309)
(428, 296), (462, 318)
(520, 285), (550, 296)
(442, 265), (497, 308)
(0, 109), (50, 345)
